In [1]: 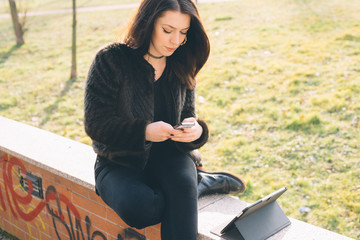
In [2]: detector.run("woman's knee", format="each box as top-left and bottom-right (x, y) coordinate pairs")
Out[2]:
(110, 187), (164, 229)
(163, 170), (198, 198)
(163, 154), (197, 186)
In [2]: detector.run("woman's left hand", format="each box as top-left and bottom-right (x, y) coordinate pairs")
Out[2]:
(170, 117), (203, 143)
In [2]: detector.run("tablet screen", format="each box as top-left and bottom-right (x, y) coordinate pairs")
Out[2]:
(220, 187), (287, 234)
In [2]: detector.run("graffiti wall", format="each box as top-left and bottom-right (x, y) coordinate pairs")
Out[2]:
(0, 152), (160, 240)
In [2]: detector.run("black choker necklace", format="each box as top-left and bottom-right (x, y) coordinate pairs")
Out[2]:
(147, 52), (164, 59)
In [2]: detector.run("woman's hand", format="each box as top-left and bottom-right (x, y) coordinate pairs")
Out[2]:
(145, 121), (176, 142)
(170, 118), (203, 143)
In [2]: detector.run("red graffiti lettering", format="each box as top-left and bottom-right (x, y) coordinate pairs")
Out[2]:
(1, 154), (46, 221)
(0, 154), (147, 240)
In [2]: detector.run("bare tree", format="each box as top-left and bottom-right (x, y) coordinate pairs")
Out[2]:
(70, 0), (77, 79)
(8, 0), (24, 45)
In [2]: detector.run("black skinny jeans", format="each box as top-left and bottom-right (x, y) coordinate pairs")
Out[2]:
(95, 146), (198, 240)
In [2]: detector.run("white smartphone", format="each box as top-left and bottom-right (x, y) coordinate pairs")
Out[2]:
(174, 122), (195, 129)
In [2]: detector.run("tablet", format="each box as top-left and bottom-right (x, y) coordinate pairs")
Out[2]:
(220, 187), (287, 234)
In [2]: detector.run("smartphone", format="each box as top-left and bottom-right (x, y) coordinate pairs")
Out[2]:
(174, 122), (195, 129)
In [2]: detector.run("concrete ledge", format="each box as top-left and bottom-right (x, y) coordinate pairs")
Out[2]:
(0, 116), (354, 240)
(0, 116), (96, 190)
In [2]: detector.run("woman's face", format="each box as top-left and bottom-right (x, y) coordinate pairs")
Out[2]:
(149, 10), (191, 57)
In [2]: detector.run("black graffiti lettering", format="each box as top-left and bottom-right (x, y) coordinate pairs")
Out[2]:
(124, 228), (147, 240)
(46, 186), (73, 240)
(72, 206), (86, 240)
(91, 231), (107, 240)
(86, 216), (107, 240)
(46, 186), (86, 240)
(86, 216), (91, 240)
(68, 205), (76, 240)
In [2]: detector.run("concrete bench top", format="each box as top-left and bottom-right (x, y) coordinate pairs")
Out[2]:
(0, 116), (97, 190)
(0, 116), (354, 240)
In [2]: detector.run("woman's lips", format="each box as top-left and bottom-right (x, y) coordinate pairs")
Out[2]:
(166, 47), (176, 52)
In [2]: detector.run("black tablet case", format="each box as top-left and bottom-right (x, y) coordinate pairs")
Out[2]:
(211, 187), (291, 240)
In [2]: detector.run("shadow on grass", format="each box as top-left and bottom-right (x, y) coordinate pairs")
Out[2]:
(0, 44), (22, 65)
(39, 77), (77, 127)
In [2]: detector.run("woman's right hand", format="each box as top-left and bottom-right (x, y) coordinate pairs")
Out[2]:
(145, 121), (176, 142)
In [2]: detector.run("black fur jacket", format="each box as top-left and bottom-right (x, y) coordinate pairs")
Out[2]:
(84, 43), (209, 171)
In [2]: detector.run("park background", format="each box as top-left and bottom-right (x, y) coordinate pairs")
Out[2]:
(0, 0), (359, 239)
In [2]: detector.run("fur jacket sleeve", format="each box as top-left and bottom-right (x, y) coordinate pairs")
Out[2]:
(84, 43), (208, 171)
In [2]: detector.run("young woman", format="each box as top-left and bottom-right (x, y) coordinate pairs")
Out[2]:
(84, 0), (245, 239)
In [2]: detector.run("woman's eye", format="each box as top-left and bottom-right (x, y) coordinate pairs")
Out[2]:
(163, 28), (171, 34)
(180, 31), (188, 35)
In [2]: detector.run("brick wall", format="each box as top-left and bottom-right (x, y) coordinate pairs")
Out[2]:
(0, 151), (161, 240)
(0, 116), (161, 240)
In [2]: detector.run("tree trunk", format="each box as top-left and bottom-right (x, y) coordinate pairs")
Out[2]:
(8, 0), (24, 45)
(70, 0), (77, 79)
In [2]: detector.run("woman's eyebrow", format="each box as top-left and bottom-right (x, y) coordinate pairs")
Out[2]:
(162, 24), (190, 30)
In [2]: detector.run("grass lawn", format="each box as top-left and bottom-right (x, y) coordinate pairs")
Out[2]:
(0, 0), (359, 239)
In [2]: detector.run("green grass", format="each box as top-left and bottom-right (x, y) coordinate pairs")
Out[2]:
(1, 0), (359, 239)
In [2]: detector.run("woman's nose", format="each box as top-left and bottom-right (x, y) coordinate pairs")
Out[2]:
(170, 32), (182, 45)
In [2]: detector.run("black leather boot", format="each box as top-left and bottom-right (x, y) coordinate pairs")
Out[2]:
(197, 169), (246, 198)
(187, 150), (246, 198)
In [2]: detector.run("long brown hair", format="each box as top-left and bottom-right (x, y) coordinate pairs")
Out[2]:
(125, 0), (210, 89)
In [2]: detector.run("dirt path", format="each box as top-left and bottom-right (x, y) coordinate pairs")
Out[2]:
(0, 0), (236, 19)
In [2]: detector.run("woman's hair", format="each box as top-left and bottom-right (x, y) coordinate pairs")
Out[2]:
(125, 0), (210, 89)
